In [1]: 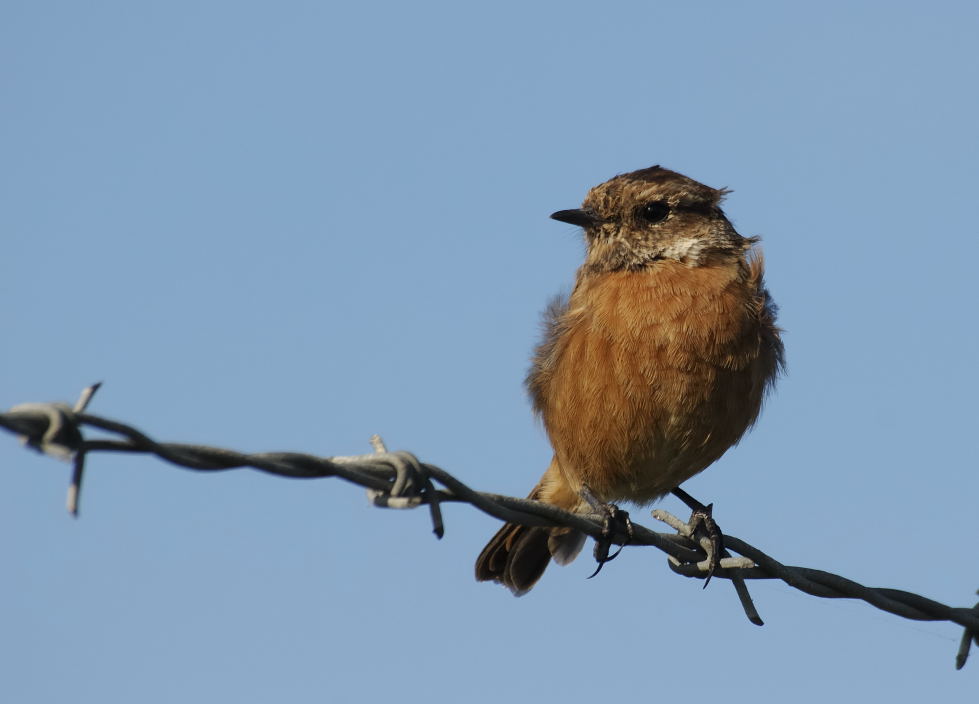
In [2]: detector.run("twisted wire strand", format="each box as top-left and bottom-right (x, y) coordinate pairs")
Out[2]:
(2, 390), (977, 670)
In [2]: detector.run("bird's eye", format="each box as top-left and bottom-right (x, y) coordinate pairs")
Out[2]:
(639, 201), (670, 224)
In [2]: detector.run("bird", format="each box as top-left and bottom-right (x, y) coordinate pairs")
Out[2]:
(475, 165), (784, 595)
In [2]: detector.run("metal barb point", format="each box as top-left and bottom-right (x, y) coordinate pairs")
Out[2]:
(65, 382), (102, 517)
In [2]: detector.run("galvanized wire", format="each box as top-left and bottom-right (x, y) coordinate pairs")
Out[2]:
(2, 386), (977, 670)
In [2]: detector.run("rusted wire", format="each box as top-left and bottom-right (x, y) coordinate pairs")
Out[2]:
(2, 385), (977, 670)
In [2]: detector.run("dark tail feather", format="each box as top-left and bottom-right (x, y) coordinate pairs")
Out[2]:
(475, 522), (552, 596)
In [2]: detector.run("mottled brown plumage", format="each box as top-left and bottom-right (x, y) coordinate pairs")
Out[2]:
(475, 166), (784, 595)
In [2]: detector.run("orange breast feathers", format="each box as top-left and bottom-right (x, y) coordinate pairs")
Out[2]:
(527, 254), (782, 507)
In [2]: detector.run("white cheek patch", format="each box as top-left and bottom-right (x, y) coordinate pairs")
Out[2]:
(659, 237), (706, 263)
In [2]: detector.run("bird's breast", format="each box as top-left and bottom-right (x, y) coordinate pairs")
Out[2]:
(537, 260), (775, 503)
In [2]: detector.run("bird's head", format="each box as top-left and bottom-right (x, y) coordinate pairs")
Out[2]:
(551, 165), (754, 272)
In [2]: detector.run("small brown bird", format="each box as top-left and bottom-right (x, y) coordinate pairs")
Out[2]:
(475, 165), (784, 595)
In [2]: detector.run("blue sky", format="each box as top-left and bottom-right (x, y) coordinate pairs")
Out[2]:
(3, 2), (978, 701)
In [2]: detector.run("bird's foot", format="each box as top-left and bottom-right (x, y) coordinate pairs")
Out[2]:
(687, 503), (723, 588)
(655, 488), (728, 588)
(579, 485), (634, 579)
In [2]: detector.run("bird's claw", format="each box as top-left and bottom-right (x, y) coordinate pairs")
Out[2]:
(687, 503), (723, 588)
(587, 501), (634, 579)
(652, 501), (726, 588)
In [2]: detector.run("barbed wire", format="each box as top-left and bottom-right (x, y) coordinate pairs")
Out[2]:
(3, 384), (977, 670)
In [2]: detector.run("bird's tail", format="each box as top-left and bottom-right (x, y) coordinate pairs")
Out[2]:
(474, 475), (585, 596)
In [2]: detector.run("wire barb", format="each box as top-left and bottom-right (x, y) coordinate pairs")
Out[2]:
(653, 507), (761, 623)
(1, 388), (977, 669)
(956, 591), (979, 670)
(359, 442), (445, 538)
(66, 382), (102, 516)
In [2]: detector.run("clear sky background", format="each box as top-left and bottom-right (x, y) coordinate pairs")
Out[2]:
(3, 2), (978, 702)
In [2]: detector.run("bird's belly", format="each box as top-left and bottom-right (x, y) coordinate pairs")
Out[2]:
(546, 355), (760, 503)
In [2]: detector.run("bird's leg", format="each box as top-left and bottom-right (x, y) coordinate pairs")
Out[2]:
(579, 484), (634, 579)
(670, 487), (723, 588)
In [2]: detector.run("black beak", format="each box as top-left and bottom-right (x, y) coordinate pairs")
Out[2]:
(550, 208), (602, 228)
